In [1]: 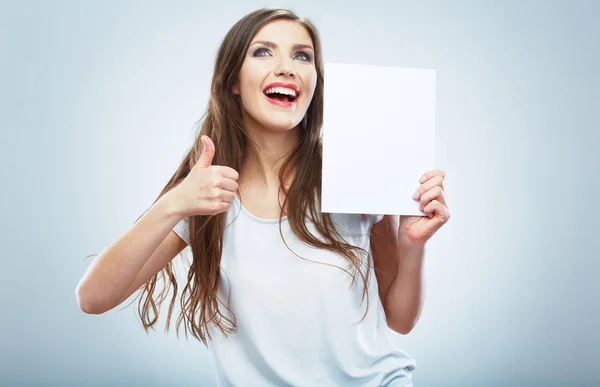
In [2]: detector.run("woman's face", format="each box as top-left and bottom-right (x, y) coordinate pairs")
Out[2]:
(234, 19), (318, 132)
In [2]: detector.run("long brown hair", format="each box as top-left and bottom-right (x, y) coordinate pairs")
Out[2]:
(131, 7), (374, 346)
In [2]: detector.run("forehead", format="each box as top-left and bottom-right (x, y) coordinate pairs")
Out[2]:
(251, 19), (313, 46)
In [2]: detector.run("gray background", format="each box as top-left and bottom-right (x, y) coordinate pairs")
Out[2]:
(1, 0), (599, 386)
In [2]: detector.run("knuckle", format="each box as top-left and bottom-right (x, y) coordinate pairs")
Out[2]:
(229, 168), (239, 180)
(213, 201), (221, 210)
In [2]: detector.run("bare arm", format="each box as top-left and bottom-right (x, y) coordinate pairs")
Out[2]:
(371, 215), (425, 334)
(77, 135), (239, 314)
(76, 190), (188, 314)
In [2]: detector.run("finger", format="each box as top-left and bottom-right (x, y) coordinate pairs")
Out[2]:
(419, 169), (445, 183)
(217, 177), (239, 193)
(419, 186), (446, 211)
(413, 175), (444, 200)
(196, 135), (215, 168)
(423, 199), (451, 222)
(214, 166), (240, 181)
(219, 189), (236, 203)
(209, 200), (232, 215)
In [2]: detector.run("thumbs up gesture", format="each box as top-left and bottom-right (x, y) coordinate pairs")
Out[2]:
(172, 135), (239, 217)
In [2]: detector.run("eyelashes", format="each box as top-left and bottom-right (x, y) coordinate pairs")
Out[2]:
(295, 51), (312, 62)
(252, 48), (270, 57)
(252, 47), (313, 63)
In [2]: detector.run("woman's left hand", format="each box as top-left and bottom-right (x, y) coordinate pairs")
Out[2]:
(399, 169), (451, 247)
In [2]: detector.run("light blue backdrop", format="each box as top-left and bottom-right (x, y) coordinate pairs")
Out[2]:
(1, 1), (598, 386)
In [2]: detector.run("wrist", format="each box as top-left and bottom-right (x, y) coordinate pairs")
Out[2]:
(159, 188), (188, 220)
(397, 240), (425, 267)
(398, 233), (426, 251)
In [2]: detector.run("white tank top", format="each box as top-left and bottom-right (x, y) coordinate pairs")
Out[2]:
(173, 195), (416, 386)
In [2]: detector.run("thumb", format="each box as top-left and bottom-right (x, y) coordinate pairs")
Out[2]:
(196, 135), (215, 168)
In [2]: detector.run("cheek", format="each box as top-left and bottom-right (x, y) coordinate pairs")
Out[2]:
(239, 64), (267, 94)
(302, 71), (318, 103)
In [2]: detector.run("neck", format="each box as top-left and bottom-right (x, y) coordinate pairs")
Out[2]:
(239, 125), (300, 191)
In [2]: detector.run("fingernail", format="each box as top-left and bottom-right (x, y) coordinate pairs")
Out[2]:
(420, 174), (427, 183)
(413, 190), (420, 200)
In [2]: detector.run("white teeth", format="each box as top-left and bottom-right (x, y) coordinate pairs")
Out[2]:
(264, 87), (298, 97)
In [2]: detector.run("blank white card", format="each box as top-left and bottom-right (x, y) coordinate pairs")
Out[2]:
(321, 62), (436, 216)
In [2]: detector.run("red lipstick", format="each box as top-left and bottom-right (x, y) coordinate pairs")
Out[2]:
(262, 82), (300, 108)
(263, 82), (300, 95)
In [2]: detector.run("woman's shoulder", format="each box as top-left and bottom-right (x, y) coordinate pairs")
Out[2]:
(327, 212), (383, 235)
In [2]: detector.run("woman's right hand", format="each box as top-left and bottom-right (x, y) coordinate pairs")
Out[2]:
(172, 135), (239, 217)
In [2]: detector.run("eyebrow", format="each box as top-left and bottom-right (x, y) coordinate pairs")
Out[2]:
(250, 40), (314, 51)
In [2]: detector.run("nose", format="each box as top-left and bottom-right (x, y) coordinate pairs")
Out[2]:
(275, 57), (295, 77)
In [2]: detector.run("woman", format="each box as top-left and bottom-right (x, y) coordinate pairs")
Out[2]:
(76, 7), (450, 386)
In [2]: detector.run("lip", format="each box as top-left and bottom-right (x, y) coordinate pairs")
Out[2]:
(262, 82), (300, 108)
(262, 82), (300, 95)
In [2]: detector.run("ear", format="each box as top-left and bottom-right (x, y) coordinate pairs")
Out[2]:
(232, 82), (240, 95)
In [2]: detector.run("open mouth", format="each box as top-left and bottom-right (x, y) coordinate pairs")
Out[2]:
(263, 87), (299, 103)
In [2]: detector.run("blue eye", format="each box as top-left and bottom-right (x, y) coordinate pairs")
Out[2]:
(295, 52), (312, 62)
(253, 48), (270, 57)
(251, 47), (312, 62)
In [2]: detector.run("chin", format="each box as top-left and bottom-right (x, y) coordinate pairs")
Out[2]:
(254, 108), (305, 132)
(264, 118), (302, 132)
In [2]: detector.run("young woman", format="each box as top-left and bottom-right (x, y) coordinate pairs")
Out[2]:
(76, 7), (450, 386)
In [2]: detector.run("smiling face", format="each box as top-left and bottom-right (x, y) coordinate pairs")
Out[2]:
(233, 19), (318, 132)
